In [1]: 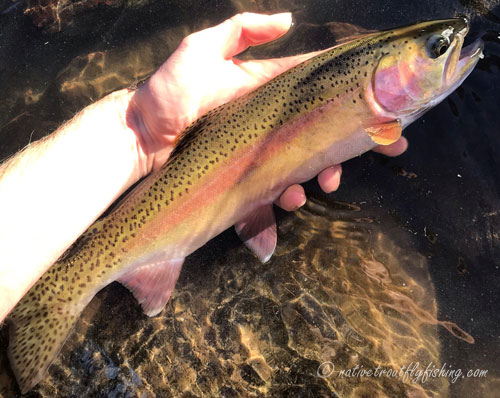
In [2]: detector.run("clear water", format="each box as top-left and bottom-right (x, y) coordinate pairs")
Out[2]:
(0, 1), (499, 397)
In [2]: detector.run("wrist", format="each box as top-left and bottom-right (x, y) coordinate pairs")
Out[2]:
(0, 88), (152, 320)
(128, 79), (188, 172)
(122, 89), (154, 177)
(106, 87), (170, 178)
(125, 89), (171, 173)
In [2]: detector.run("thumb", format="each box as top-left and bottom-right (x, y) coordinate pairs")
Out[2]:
(186, 12), (293, 59)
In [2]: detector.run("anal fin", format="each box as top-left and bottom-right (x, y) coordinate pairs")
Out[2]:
(118, 257), (184, 317)
(235, 205), (277, 263)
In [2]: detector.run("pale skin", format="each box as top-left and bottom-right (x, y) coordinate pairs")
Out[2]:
(0, 12), (407, 323)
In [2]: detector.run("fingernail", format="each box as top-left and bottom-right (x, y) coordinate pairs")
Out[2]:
(273, 12), (293, 28)
(294, 193), (306, 210)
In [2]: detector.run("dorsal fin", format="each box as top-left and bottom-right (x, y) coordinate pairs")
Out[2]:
(169, 105), (225, 160)
(105, 108), (227, 218)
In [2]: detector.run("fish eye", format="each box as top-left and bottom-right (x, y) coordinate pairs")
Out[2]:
(427, 35), (450, 58)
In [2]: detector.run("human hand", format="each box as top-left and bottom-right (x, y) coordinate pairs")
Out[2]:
(129, 12), (407, 211)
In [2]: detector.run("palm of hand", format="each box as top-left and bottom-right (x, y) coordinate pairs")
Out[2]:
(132, 13), (314, 166)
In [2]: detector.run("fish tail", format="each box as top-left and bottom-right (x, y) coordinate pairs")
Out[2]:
(7, 262), (85, 394)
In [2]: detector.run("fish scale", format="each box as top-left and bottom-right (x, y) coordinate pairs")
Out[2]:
(7, 17), (482, 393)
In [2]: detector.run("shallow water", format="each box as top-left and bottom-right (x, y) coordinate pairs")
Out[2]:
(0, 0), (499, 397)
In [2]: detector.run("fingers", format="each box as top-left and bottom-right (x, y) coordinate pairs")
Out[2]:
(318, 164), (342, 193)
(315, 139), (406, 196)
(275, 184), (306, 211)
(275, 136), (406, 213)
(276, 164), (342, 212)
(224, 12), (292, 58)
(187, 12), (293, 59)
(373, 137), (408, 157)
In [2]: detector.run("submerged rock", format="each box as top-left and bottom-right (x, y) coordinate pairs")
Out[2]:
(24, 0), (123, 32)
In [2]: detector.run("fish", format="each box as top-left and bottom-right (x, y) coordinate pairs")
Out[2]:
(7, 17), (483, 393)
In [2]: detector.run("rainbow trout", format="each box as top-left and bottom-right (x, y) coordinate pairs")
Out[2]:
(8, 18), (483, 392)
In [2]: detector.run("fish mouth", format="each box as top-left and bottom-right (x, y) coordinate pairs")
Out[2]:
(400, 25), (483, 128)
(444, 25), (484, 87)
(458, 38), (484, 64)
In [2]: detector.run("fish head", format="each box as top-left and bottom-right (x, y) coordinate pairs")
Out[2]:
(370, 17), (483, 126)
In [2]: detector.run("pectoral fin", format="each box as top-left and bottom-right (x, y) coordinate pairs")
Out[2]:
(235, 205), (277, 263)
(118, 257), (184, 316)
(365, 119), (402, 145)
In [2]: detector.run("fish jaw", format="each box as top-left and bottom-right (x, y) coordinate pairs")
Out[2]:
(444, 36), (484, 95)
(400, 38), (483, 128)
(369, 17), (483, 128)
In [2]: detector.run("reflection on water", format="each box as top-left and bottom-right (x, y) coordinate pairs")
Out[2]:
(0, 197), (475, 397)
(0, 23), (191, 159)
